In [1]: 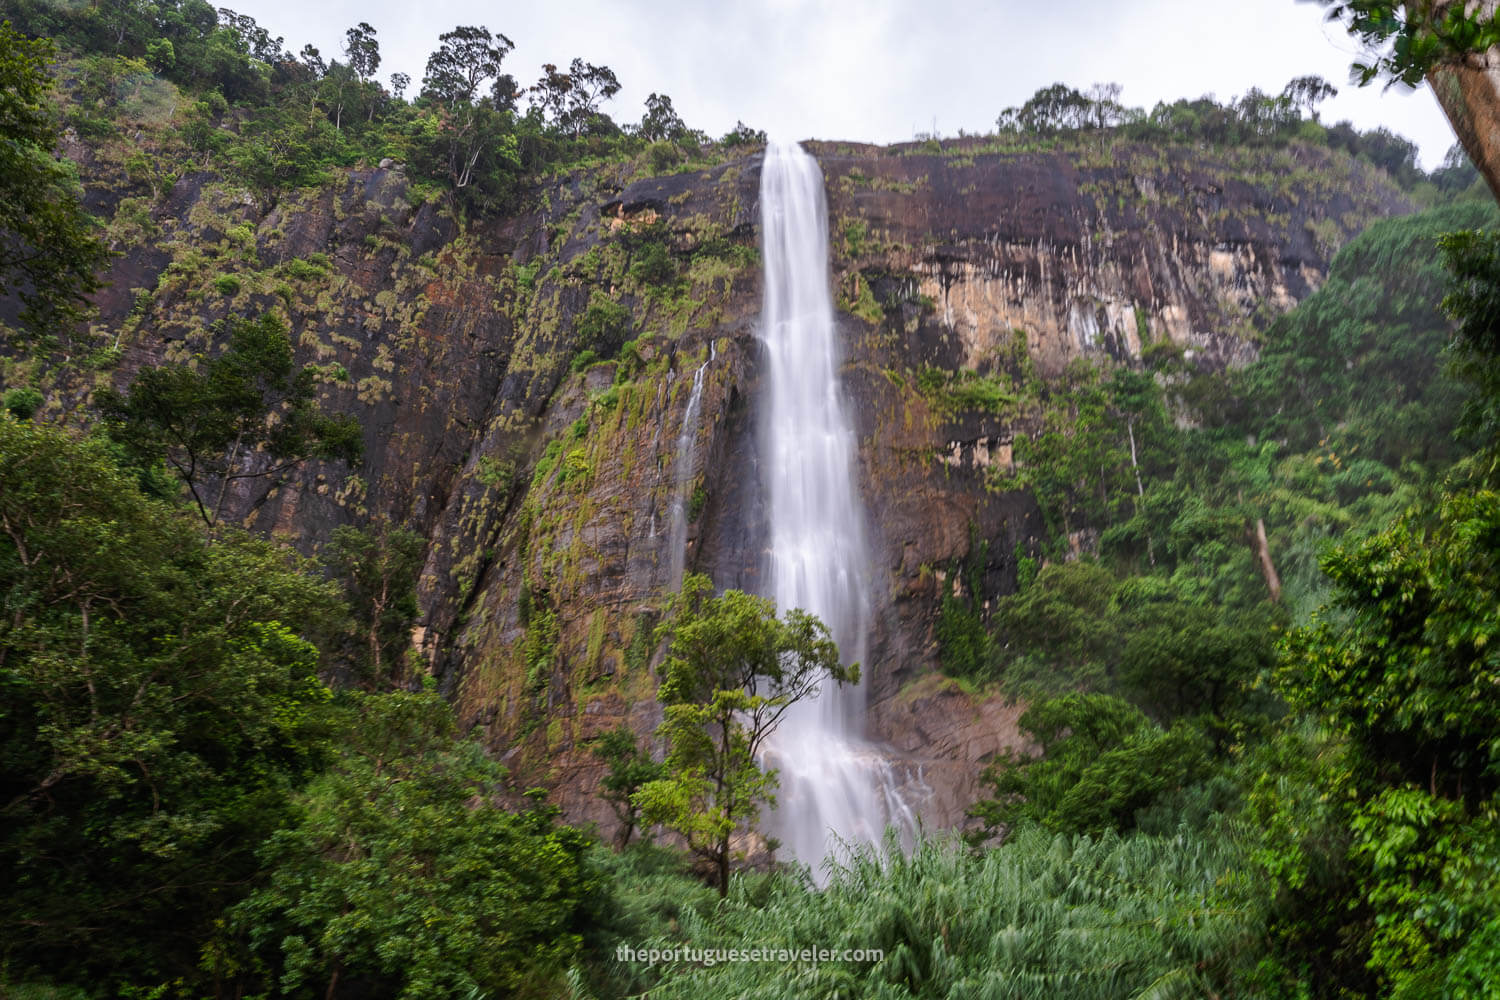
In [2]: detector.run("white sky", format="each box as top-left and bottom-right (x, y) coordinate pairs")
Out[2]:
(229, 0), (1459, 169)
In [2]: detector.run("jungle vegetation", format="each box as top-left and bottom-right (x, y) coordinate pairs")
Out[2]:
(3, 4), (1500, 999)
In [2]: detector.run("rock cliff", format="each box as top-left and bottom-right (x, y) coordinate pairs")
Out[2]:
(32, 135), (1410, 835)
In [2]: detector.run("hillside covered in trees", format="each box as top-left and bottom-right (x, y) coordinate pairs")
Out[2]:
(3, 3), (1500, 999)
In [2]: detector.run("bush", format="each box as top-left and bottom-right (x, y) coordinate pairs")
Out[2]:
(2, 387), (44, 420)
(647, 140), (683, 173)
(629, 241), (676, 288)
(576, 292), (633, 352)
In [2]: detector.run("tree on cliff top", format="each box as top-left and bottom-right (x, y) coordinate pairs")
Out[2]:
(531, 58), (622, 138)
(635, 574), (855, 895)
(421, 24), (513, 108)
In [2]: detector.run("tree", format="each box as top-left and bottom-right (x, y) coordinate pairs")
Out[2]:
(342, 20), (379, 83)
(635, 575), (854, 894)
(421, 24), (513, 108)
(1260, 487), (1500, 996)
(1320, 1), (1500, 87)
(215, 8), (285, 64)
(996, 82), (1093, 134)
(324, 520), (425, 686)
(338, 20), (382, 124)
(967, 693), (1207, 843)
(1318, 1), (1500, 201)
(389, 69), (410, 100)
(222, 104), (344, 195)
(97, 312), (363, 526)
(317, 59), (360, 130)
(1439, 226), (1500, 461)
(0, 23), (109, 338)
(409, 99), (522, 210)
(720, 120), (767, 147)
(592, 724), (665, 847)
(1247, 223), (1500, 996)
(1008, 359), (1131, 537)
(231, 689), (599, 1000)
(0, 415), (344, 991)
(638, 91), (689, 142)
(531, 58), (621, 138)
(489, 70), (521, 112)
(1083, 81), (1131, 129)
(1281, 73), (1339, 120)
(298, 41), (325, 78)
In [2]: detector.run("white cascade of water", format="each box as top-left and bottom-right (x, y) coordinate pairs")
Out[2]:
(756, 140), (919, 872)
(665, 346), (714, 590)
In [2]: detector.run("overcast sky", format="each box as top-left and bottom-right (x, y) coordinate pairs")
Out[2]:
(229, 0), (1458, 169)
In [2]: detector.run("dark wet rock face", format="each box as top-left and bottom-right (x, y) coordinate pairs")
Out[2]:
(32, 138), (1410, 835)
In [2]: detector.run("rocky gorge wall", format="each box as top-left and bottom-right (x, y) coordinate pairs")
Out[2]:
(23, 134), (1411, 837)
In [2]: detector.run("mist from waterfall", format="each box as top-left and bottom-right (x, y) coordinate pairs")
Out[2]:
(757, 140), (918, 873)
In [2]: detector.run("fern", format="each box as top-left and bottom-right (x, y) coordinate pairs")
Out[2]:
(626, 827), (1261, 999)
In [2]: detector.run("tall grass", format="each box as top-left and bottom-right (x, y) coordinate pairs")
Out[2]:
(589, 826), (1261, 1000)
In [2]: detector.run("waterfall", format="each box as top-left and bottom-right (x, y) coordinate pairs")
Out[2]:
(665, 347), (714, 591)
(756, 141), (918, 872)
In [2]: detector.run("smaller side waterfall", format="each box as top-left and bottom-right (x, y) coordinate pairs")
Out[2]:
(665, 347), (714, 590)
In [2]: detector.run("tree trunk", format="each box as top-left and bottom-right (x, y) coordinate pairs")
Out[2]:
(212, 431), (245, 526)
(1127, 418), (1155, 567)
(1247, 517), (1282, 604)
(1424, 1), (1500, 205)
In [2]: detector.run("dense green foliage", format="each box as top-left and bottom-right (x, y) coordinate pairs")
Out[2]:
(1440, 226), (1500, 459)
(943, 190), (1500, 998)
(0, 21), (108, 337)
(323, 519), (425, 686)
(968, 693), (1207, 841)
(592, 724), (666, 848)
(1233, 225), (1500, 999)
(1319, 1), (1500, 87)
(0, 416), (342, 988)
(232, 689), (599, 1000)
(0, 417), (598, 998)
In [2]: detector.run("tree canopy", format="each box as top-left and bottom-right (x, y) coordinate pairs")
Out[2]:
(0, 414), (343, 988)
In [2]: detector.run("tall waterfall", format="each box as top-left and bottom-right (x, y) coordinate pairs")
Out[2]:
(757, 141), (917, 871)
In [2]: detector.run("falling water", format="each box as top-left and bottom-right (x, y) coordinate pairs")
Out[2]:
(757, 141), (918, 871)
(665, 347), (714, 590)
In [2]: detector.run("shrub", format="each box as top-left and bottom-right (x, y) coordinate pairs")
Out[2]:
(577, 292), (633, 352)
(2, 387), (44, 420)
